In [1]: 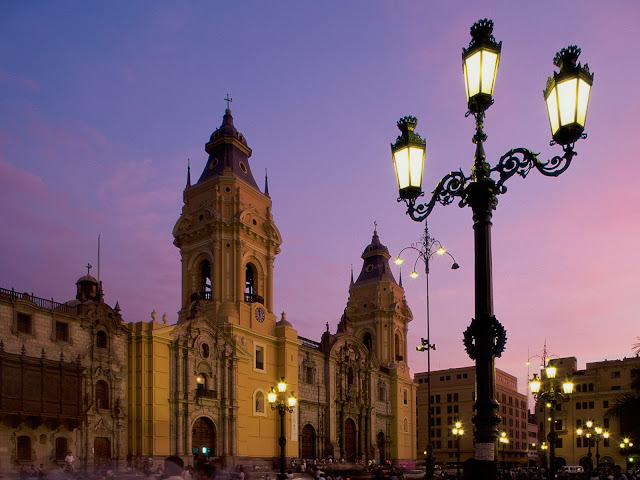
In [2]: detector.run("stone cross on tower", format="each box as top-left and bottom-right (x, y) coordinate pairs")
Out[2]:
(224, 94), (233, 109)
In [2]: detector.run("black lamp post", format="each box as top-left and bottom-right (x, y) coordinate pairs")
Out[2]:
(394, 225), (459, 480)
(268, 378), (297, 480)
(390, 19), (593, 480)
(499, 432), (508, 472)
(452, 422), (464, 480)
(576, 421), (599, 478)
(530, 362), (573, 480)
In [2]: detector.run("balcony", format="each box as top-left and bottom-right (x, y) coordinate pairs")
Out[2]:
(196, 389), (217, 399)
(0, 349), (84, 428)
(244, 293), (264, 304)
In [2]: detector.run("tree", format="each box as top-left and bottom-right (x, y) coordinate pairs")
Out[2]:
(605, 340), (640, 444)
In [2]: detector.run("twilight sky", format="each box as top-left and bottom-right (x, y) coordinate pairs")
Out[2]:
(1, 2), (639, 396)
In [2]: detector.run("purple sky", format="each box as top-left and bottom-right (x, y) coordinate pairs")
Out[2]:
(1, 3), (639, 396)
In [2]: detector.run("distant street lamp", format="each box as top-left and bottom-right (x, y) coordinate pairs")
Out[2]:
(499, 432), (509, 471)
(620, 438), (634, 473)
(452, 422), (464, 480)
(268, 378), (297, 480)
(593, 426), (609, 471)
(394, 224), (459, 480)
(539, 442), (549, 471)
(530, 360), (573, 479)
(576, 420), (598, 477)
(390, 19), (593, 480)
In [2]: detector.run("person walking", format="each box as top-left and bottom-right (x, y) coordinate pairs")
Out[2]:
(65, 452), (75, 474)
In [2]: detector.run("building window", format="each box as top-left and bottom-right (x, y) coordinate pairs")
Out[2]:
(588, 383), (594, 391)
(463, 373), (468, 378)
(363, 332), (373, 351)
(447, 393), (452, 403)
(245, 264), (256, 296)
(454, 393), (458, 402)
(254, 344), (265, 372)
(96, 330), (108, 349)
(556, 420), (563, 430)
(55, 321), (69, 342)
(378, 383), (386, 401)
(612, 385), (621, 390)
(604, 418), (609, 428)
(577, 438), (582, 447)
(604, 438), (610, 447)
(576, 402), (581, 410)
(611, 371), (620, 378)
(305, 366), (315, 384)
(394, 333), (403, 361)
(403, 417), (409, 432)
(588, 401), (594, 409)
(403, 389), (408, 405)
(55, 437), (68, 461)
(200, 260), (212, 297)
(603, 400), (609, 408)
(17, 436), (31, 461)
(96, 380), (109, 409)
(17, 313), (32, 334)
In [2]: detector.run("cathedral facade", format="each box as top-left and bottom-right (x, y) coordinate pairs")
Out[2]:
(0, 109), (416, 473)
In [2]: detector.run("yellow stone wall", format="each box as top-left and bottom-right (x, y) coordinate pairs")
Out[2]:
(127, 320), (174, 457)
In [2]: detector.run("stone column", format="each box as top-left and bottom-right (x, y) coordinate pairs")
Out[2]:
(229, 356), (237, 456)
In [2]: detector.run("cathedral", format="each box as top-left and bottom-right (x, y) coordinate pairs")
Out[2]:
(0, 108), (416, 473)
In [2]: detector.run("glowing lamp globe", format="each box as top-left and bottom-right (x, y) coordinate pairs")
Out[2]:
(462, 19), (501, 114)
(544, 45), (594, 146)
(277, 378), (287, 393)
(529, 374), (541, 394)
(562, 380), (574, 394)
(391, 116), (426, 200)
(267, 387), (277, 404)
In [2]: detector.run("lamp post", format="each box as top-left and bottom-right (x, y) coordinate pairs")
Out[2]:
(394, 225), (459, 480)
(539, 442), (549, 471)
(268, 378), (297, 480)
(499, 432), (508, 472)
(452, 422), (464, 480)
(593, 426), (609, 471)
(620, 438), (634, 473)
(576, 420), (599, 478)
(529, 361), (574, 479)
(390, 19), (593, 480)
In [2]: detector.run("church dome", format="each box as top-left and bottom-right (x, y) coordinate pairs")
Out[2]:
(354, 229), (397, 285)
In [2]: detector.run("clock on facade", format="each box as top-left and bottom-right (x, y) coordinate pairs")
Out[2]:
(255, 307), (265, 323)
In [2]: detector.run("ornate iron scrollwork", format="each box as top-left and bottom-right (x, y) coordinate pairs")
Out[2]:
(403, 170), (469, 222)
(463, 314), (507, 360)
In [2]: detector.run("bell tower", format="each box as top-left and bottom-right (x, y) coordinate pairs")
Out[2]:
(172, 108), (282, 329)
(344, 228), (413, 371)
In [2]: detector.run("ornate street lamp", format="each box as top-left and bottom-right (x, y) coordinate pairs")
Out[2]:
(394, 225), (459, 480)
(530, 360), (573, 479)
(620, 438), (634, 473)
(539, 442), (549, 471)
(576, 420), (601, 477)
(499, 432), (509, 472)
(268, 378), (297, 480)
(391, 18), (593, 480)
(452, 422), (464, 480)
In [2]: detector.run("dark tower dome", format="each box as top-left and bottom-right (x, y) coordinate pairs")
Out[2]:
(76, 272), (99, 301)
(355, 229), (398, 285)
(197, 108), (259, 189)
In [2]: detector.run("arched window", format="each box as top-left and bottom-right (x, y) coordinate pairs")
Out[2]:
(96, 380), (109, 409)
(403, 417), (409, 432)
(96, 330), (108, 349)
(55, 437), (68, 461)
(200, 260), (212, 298)
(245, 264), (256, 296)
(347, 366), (354, 386)
(378, 382), (386, 401)
(363, 332), (373, 351)
(395, 333), (403, 361)
(17, 436), (31, 461)
(305, 366), (315, 385)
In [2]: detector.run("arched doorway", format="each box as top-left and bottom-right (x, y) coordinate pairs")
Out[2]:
(377, 432), (385, 463)
(344, 418), (356, 461)
(192, 417), (216, 456)
(301, 424), (316, 460)
(94, 437), (111, 470)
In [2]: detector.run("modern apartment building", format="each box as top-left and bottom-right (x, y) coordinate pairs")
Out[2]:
(415, 366), (528, 467)
(533, 356), (640, 468)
